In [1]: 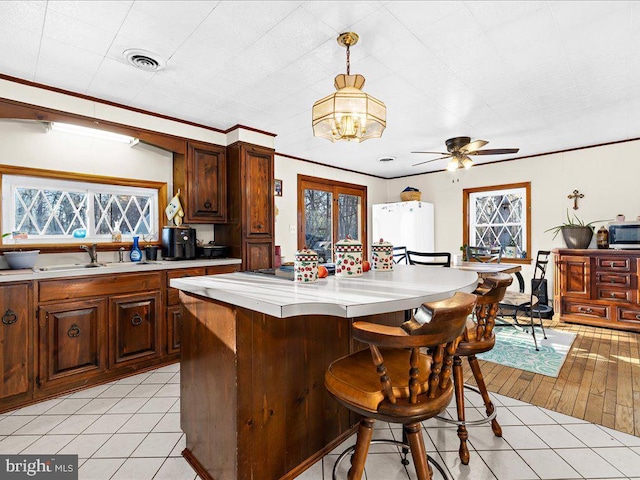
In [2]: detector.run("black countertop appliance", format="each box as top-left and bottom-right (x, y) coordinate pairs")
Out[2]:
(162, 226), (196, 260)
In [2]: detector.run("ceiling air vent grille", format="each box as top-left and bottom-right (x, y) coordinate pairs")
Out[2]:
(123, 49), (166, 72)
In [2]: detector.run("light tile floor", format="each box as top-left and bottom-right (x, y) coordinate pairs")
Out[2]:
(1, 363), (640, 480)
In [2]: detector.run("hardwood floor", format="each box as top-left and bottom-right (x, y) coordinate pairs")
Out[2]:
(464, 317), (640, 437)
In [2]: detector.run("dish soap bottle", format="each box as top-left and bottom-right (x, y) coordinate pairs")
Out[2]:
(130, 236), (142, 262)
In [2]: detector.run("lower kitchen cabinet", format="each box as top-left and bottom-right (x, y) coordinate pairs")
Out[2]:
(109, 292), (161, 366)
(167, 305), (182, 355)
(0, 283), (32, 403)
(38, 299), (107, 391)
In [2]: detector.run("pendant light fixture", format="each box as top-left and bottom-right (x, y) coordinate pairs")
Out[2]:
(312, 32), (386, 143)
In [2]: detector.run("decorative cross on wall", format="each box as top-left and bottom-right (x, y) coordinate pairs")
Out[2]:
(568, 189), (584, 210)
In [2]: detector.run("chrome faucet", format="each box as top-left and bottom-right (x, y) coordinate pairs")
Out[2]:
(80, 244), (98, 264)
(118, 247), (125, 263)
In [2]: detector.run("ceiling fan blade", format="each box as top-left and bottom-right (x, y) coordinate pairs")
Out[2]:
(412, 155), (452, 167)
(460, 139), (488, 153)
(410, 151), (449, 155)
(471, 148), (520, 156)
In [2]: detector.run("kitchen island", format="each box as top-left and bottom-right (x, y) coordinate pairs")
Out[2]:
(171, 265), (478, 480)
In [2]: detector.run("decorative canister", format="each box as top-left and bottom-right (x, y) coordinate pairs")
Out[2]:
(371, 238), (393, 270)
(335, 237), (363, 277)
(294, 248), (319, 283)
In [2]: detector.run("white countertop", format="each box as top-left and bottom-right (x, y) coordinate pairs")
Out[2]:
(0, 258), (242, 283)
(170, 264), (479, 318)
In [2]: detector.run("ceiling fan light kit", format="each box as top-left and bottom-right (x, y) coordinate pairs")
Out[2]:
(412, 136), (519, 170)
(312, 32), (386, 143)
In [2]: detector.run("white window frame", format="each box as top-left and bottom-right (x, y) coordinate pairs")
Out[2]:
(468, 186), (528, 258)
(2, 174), (159, 245)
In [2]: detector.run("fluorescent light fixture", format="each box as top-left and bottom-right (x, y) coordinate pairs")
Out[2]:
(49, 122), (136, 144)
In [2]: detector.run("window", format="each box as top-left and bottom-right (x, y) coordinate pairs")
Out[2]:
(463, 182), (531, 262)
(2, 172), (162, 245)
(298, 175), (367, 263)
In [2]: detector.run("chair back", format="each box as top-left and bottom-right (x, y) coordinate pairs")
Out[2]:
(466, 245), (502, 263)
(407, 251), (451, 267)
(392, 246), (408, 264)
(531, 250), (551, 298)
(352, 292), (476, 404)
(464, 273), (513, 345)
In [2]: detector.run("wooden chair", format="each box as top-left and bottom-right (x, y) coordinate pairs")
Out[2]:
(392, 246), (408, 264)
(446, 273), (513, 465)
(466, 245), (502, 263)
(499, 251), (550, 350)
(325, 291), (476, 480)
(407, 251), (451, 267)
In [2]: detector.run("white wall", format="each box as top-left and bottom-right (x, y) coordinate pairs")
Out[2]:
(387, 140), (640, 291)
(274, 155), (388, 262)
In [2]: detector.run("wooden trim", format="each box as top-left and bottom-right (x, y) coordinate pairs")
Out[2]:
(463, 182), (532, 262)
(182, 448), (213, 480)
(0, 164), (167, 253)
(297, 174), (368, 260)
(277, 152), (387, 180)
(223, 124), (277, 137)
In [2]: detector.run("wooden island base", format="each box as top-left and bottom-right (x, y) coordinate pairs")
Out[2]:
(179, 291), (404, 480)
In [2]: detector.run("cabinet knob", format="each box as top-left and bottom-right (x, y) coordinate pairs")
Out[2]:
(635, 314), (640, 320)
(578, 307), (593, 314)
(67, 324), (81, 338)
(204, 200), (212, 209)
(131, 314), (143, 326)
(2, 309), (17, 325)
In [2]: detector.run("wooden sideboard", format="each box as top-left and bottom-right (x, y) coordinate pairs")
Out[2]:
(553, 248), (640, 332)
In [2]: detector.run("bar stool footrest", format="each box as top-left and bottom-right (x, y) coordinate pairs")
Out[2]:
(434, 384), (498, 426)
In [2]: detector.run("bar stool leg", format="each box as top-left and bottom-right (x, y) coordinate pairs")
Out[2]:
(347, 418), (375, 480)
(453, 356), (470, 465)
(404, 423), (432, 480)
(468, 355), (502, 437)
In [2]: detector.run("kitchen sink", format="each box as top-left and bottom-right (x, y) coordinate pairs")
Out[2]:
(35, 263), (108, 272)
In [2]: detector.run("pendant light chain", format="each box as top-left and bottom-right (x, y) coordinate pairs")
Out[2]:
(346, 44), (350, 75)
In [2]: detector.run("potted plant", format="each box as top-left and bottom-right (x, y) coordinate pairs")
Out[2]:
(545, 211), (608, 249)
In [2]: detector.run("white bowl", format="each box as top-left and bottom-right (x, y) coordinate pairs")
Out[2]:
(4, 250), (40, 269)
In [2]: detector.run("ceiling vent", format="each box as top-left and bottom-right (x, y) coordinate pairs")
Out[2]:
(378, 156), (396, 162)
(123, 49), (166, 72)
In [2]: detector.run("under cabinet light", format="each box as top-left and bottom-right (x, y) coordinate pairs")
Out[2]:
(48, 122), (137, 144)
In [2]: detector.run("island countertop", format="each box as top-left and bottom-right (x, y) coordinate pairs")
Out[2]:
(170, 264), (479, 318)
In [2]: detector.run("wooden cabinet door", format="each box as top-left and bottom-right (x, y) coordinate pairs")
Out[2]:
(167, 305), (182, 355)
(245, 240), (273, 270)
(0, 284), (30, 400)
(245, 146), (273, 237)
(186, 142), (227, 223)
(559, 255), (591, 299)
(110, 292), (161, 366)
(39, 299), (106, 388)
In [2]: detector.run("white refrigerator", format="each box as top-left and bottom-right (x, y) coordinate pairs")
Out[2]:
(372, 201), (434, 252)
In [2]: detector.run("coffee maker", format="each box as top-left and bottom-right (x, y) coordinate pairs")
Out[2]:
(162, 226), (196, 260)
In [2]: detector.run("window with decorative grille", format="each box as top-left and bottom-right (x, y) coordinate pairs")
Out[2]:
(463, 182), (531, 261)
(2, 175), (158, 244)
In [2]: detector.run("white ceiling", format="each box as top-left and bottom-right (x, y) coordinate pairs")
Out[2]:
(1, 1), (639, 178)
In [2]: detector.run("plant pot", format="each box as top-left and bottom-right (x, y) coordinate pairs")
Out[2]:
(561, 226), (593, 249)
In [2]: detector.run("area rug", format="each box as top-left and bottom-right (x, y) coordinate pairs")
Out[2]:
(477, 327), (577, 377)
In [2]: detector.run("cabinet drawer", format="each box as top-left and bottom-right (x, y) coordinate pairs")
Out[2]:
(596, 287), (637, 302)
(596, 257), (631, 271)
(617, 307), (640, 325)
(166, 268), (206, 305)
(39, 272), (162, 303)
(562, 301), (609, 319)
(595, 272), (633, 287)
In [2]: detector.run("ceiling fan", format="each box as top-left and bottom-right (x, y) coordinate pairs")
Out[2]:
(412, 136), (519, 171)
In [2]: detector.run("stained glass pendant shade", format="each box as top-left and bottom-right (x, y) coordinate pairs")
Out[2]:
(312, 32), (386, 143)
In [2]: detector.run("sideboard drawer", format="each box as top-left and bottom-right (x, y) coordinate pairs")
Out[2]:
(596, 257), (632, 271)
(562, 301), (609, 319)
(595, 272), (633, 287)
(617, 307), (640, 325)
(596, 287), (637, 303)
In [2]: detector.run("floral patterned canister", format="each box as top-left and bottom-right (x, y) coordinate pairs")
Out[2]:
(294, 248), (319, 283)
(371, 238), (393, 270)
(335, 238), (363, 277)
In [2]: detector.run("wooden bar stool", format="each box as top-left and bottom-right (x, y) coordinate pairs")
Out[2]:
(325, 291), (477, 480)
(444, 273), (512, 465)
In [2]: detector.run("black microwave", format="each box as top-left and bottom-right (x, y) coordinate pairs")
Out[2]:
(608, 222), (640, 249)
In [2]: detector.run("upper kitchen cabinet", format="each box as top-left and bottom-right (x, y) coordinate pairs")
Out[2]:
(216, 142), (275, 270)
(173, 141), (227, 223)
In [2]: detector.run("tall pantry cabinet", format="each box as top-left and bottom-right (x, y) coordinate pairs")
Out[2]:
(216, 142), (275, 271)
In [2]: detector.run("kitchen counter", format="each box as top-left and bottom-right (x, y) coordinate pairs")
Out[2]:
(0, 257), (242, 282)
(171, 264), (479, 318)
(174, 265), (478, 480)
